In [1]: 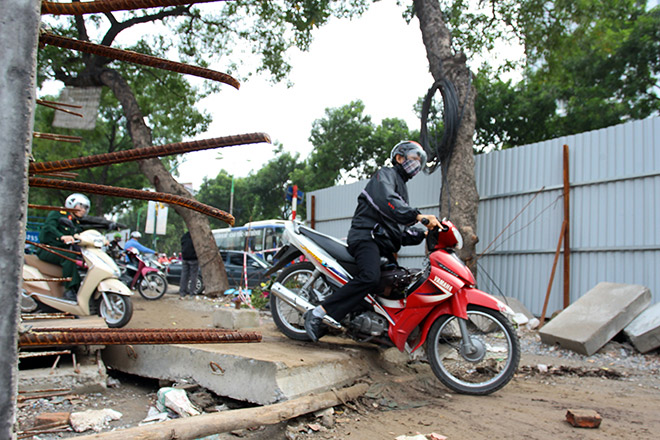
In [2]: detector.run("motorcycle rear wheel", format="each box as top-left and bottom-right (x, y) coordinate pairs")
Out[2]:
(270, 262), (331, 341)
(99, 293), (133, 328)
(137, 272), (168, 300)
(426, 305), (520, 395)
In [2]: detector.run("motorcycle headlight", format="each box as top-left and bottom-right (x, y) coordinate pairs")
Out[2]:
(93, 238), (105, 248)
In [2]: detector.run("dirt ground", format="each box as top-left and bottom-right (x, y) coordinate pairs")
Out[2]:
(17, 290), (660, 440)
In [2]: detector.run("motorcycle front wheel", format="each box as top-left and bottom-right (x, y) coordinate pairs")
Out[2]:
(137, 272), (168, 300)
(270, 262), (332, 341)
(99, 293), (133, 328)
(426, 305), (520, 395)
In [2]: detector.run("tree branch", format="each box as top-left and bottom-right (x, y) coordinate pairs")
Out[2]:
(101, 6), (191, 47)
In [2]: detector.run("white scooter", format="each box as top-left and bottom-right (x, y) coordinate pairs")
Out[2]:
(22, 229), (134, 328)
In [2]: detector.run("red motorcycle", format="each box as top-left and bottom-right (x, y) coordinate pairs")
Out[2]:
(118, 248), (168, 300)
(267, 220), (520, 395)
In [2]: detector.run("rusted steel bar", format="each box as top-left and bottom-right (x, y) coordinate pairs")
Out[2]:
(33, 132), (82, 143)
(29, 132), (271, 174)
(18, 329), (262, 347)
(29, 177), (235, 225)
(25, 240), (82, 264)
(23, 278), (72, 283)
(20, 313), (76, 320)
(39, 32), (240, 89)
(36, 99), (84, 117)
(27, 204), (75, 212)
(18, 350), (72, 359)
(31, 327), (236, 333)
(41, 0), (223, 15)
(26, 240), (82, 257)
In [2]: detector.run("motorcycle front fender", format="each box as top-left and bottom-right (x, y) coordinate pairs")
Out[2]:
(410, 288), (510, 353)
(97, 278), (133, 297)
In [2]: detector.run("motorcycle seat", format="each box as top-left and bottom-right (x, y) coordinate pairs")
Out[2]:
(298, 226), (389, 268)
(299, 226), (355, 264)
(24, 254), (63, 278)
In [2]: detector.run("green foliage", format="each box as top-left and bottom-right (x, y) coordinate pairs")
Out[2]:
(301, 100), (415, 190)
(196, 148), (306, 227)
(451, 1), (660, 150)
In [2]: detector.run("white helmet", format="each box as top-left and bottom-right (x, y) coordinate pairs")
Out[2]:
(130, 231), (142, 239)
(64, 193), (90, 212)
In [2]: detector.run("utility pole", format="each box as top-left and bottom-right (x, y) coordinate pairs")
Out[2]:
(0, 1), (40, 438)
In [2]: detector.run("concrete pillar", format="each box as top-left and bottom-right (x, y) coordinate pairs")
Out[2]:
(0, 1), (40, 438)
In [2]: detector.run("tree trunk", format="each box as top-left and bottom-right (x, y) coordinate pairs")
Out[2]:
(413, 0), (480, 269)
(99, 68), (228, 296)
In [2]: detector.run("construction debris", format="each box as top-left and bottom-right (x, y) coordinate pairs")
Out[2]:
(18, 327), (262, 347)
(565, 409), (602, 429)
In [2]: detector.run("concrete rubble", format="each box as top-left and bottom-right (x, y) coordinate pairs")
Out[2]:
(623, 302), (660, 353)
(539, 282), (651, 355)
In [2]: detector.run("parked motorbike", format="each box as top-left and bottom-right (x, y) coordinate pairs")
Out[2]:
(22, 229), (133, 328)
(266, 220), (521, 395)
(117, 248), (168, 300)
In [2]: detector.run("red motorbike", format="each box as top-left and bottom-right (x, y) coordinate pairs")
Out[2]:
(267, 220), (520, 395)
(118, 248), (168, 300)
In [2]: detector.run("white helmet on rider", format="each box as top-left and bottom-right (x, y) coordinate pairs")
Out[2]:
(64, 193), (90, 216)
(130, 231), (142, 239)
(390, 141), (427, 178)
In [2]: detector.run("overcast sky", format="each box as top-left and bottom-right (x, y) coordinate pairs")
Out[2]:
(176, 1), (432, 189)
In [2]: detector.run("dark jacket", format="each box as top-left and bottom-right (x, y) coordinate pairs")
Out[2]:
(347, 164), (425, 255)
(38, 210), (83, 248)
(181, 232), (197, 261)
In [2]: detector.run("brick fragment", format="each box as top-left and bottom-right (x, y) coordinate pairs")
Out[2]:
(34, 412), (71, 428)
(565, 409), (602, 428)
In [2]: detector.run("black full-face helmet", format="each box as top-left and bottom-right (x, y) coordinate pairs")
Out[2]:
(390, 141), (427, 177)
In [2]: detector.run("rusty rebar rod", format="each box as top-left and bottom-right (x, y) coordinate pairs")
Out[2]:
(20, 313), (76, 320)
(28, 178), (235, 225)
(25, 240), (82, 264)
(26, 240), (82, 256)
(30, 327), (236, 333)
(39, 32), (240, 89)
(36, 99), (84, 117)
(27, 204), (75, 212)
(18, 329), (262, 347)
(33, 132), (82, 143)
(41, 0), (224, 15)
(29, 132), (271, 174)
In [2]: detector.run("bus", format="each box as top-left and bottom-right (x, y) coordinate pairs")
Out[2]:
(212, 220), (287, 262)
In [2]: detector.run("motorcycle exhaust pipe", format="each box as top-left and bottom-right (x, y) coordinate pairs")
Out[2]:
(270, 282), (342, 329)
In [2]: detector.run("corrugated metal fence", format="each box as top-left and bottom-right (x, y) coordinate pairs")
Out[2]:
(306, 116), (660, 316)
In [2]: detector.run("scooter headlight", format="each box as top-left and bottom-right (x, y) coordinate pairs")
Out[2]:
(93, 238), (105, 248)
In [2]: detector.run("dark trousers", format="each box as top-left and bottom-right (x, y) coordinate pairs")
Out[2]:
(180, 259), (199, 296)
(322, 239), (381, 321)
(37, 248), (81, 290)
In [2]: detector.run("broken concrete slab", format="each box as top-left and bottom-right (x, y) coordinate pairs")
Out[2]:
(624, 302), (660, 353)
(19, 361), (108, 393)
(539, 282), (651, 355)
(102, 322), (373, 405)
(212, 307), (260, 329)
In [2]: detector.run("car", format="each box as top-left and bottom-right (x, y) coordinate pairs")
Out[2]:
(165, 250), (273, 294)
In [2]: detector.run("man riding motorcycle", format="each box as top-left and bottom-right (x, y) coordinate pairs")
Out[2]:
(303, 141), (441, 342)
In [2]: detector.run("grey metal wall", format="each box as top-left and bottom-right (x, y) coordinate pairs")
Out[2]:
(307, 116), (660, 316)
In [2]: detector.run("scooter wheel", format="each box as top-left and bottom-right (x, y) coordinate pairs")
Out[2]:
(99, 293), (133, 328)
(137, 273), (168, 300)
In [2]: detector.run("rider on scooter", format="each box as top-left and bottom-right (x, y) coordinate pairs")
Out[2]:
(37, 193), (121, 301)
(303, 141), (441, 342)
